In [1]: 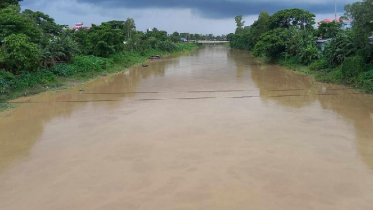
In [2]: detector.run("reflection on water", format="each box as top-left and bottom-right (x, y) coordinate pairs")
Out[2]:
(1, 46), (373, 210)
(0, 54), (179, 172)
(228, 48), (373, 170)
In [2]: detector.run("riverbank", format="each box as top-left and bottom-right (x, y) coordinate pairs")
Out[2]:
(254, 55), (373, 94)
(0, 43), (199, 111)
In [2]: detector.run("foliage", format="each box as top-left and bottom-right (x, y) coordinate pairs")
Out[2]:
(309, 59), (329, 70)
(21, 9), (64, 37)
(248, 11), (271, 49)
(0, 0), (22, 9)
(71, 56), (114, 73)
(0, 69), (16, 93)
(341, 55), (366, 82)
(344, 0), (373, 49)
(295, 32), (321, 65)
(268, 8), (315, 30)
(15, 69), (56, 89)
(40, 30), (80, 67)
(0, 8), (42, 43)
(317, 22), (342, 39)
(324, 30), (357, 66)
(156, 41), (177, 52)
(124, 18), (136, 39)
(235, 15), (245, 34)
(2, 34), (41, 74)
(356, 70), (373, 92)
(253, 28), (290, 59)
(49, 63), (76, 77)
(73, 22), (125, 57)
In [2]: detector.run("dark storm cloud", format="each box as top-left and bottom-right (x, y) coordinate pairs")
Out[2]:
(76, 0), (351, 18)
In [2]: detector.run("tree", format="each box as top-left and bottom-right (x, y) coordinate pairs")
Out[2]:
(0, 0), (22, 9)
(170, 32), (180, 43)
(317, 22), (342, 39)
(344, 0), (373, 56)
(235, 15), (245, 34)
(22, 10), (64, 36)
(123, 18), (136, 39)
(253, 28), (290, 59)
(0, 8), (42, 43)
(2, 34), (41, 74)
(268, 8), (315, 30)
(248, 11), (271, 49)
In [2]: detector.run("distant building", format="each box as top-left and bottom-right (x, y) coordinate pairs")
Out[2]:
(317, 18), (352, 29)
(70, 22), (91, 30)
(316, 38), (333, 51)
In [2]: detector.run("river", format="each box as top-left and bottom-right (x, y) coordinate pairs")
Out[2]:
(1, 45), (373, 209)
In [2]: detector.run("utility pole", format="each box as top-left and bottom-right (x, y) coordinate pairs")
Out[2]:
(335, 0), (337, 21)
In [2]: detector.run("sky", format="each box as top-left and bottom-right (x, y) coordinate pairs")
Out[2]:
(20, 0), (357, 35)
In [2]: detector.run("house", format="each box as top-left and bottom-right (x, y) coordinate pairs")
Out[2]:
(317, 18), (352, 29)
(316, 38), (332, 51)
(70, 22), (91, 30)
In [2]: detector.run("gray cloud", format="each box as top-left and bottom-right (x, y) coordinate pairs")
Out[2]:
(76, 0), (354, 19)
(20, 0), (355, 35)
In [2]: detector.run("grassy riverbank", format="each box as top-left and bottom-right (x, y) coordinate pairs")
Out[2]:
(0, 43), (198, 111)
(276, 56), (373, 93)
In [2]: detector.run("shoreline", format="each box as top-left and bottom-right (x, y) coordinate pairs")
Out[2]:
(0, 44), (199, 112)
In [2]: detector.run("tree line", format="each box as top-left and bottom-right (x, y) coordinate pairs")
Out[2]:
(228, 0), (373, 93)
(0, 0), (199, 100)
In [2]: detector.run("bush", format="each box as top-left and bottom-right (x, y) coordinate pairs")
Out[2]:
(356, 70), (373, 93)
(341, 55), (366, 83)
(15, 70), (56, 89)
(71, 56), (114, 73)
(297, 45), (321, 65)
(49, 63), (77, 77)
(309, 58), (329, 70)
(156, 41), (177, 52)
(0, 69), (16, 93)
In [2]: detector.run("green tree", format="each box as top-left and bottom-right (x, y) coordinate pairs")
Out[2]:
(88, 22), (125, 57)
(344, 0), (373, 60)
(253, 28), (290, 59)
(268, 8), (315, 30)
(123, 18), (136, 39)
(317, 21), (342, 39)
(235, 15), (245, 34)
(22, 10), (64, 36)
(0, 0), (22, 9)
(0, 8), (42, 43)
(248, 11), (271, 49)
(2, 34), (41, 74)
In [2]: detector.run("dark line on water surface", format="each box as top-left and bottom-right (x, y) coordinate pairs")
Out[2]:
(3, 92), (368, 104)
(78, 87), (354, 95)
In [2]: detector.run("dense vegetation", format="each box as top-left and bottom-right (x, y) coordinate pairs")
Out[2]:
(0, 0), (199, 104)
(228, 0), (373, 93)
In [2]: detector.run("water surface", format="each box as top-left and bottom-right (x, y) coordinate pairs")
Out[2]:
(1, 46), (373, 210)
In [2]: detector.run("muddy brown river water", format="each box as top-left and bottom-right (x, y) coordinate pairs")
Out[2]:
(1, 46), (373, 210)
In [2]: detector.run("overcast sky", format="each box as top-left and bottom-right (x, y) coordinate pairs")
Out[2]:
(20, 0), (357, 35)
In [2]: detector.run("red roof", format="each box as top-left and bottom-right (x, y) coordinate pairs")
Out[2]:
(318, 18), (351, 24)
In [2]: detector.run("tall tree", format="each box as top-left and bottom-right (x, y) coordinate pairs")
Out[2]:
(268, 8), (315, 30)
(123, 18), (136, 39)
(0, 8), (42, 43)
(344, 0), (373, 49)
(235, 15), (245, 34)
